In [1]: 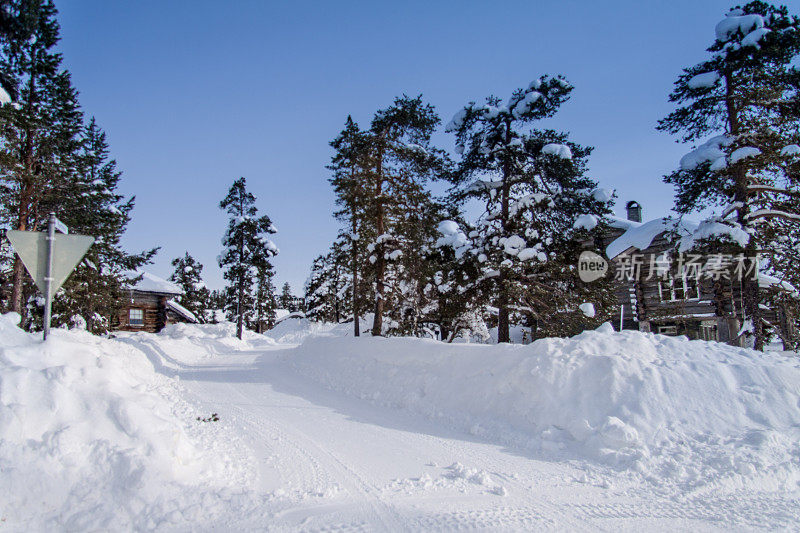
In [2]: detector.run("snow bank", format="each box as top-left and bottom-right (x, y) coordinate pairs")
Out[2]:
(286, 324), (800, 488)
(0, 313), (255, 530)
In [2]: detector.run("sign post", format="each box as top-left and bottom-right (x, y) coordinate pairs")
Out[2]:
(6, 213), (94, 340)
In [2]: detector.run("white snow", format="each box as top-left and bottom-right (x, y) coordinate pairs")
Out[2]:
(678, 219), (750, 251)
(167, 299), (199, 323)
(687, 71), (720, 89)
(606, 217), (694, 259)
(730, 146), (762, 163)
(0, 313), (255, 530)
(741, 27), (771, 47)
(591, 188), (614, 203)
(127, 270), (183, 295)
(715, 14), (765, 42)
(573, 214), (598, 230)
(780, 144), (800, 156)
(578, 302), (596, 317)
(0, 85), (10, 105)
(541, 143), (573, 159)
(5, 311), (800, 530)
(679, 135), (732, 171)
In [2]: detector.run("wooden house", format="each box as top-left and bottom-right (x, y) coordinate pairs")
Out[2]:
(600, 203), (795, 345)
(114, 271), (198, 333)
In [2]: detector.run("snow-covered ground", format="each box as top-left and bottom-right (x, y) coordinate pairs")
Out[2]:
(2, 313), (800, 531)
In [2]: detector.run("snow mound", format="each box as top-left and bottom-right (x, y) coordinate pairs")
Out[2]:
(286, 324), (800, 488)
(0, 313), (256, 530)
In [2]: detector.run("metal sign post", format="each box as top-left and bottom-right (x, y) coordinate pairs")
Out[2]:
(6, 213), (94, 340)
(42, 213), (56, 340)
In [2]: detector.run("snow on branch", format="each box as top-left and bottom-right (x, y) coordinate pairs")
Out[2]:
(745, 209), (800, 222)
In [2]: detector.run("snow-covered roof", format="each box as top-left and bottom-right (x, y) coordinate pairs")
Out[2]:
(606, 218), (697, 259)
(166, 299), (198, 323)
(758, 273), (799, 295)
(127, 271), (183, 295)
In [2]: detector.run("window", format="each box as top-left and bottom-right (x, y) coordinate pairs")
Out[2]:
(659, 274), (700, 302)
(700, 323), (718, 341)
(129, 308), (144, 326)
(658, 325), (678, 336)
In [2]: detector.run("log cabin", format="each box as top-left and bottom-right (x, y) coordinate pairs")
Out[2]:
(114, 271), (198, 333)
(599, 202), (796, 346)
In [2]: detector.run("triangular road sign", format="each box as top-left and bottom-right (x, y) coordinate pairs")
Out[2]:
(7, 230), (94, 297)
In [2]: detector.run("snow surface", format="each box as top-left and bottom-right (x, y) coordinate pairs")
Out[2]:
(4, 313), (800, 530)
(127, 270), (183, 295)
(781, 144), (800, 156)
(0, 85), (10, 105)
(606, 217), (692, 259)
(730, 146), (762, 163)
(167, 299), (199, 323)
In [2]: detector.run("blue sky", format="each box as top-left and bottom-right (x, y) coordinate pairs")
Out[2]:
(54, 0), (800, 293)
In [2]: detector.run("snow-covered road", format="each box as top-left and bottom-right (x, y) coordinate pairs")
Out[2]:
(144, 340), (795, 532)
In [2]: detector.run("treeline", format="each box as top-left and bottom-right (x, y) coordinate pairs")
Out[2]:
(0, 0), (155, 333)
(306, 1), (800, 349)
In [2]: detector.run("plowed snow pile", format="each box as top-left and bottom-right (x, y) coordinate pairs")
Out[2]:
(288, 323), (800, 489)
(0, 313), (256, 530)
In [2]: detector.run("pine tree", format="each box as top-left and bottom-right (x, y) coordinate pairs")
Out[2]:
(328, 116), (372, 336)
(446, 76), (615, 342)
(0, 0), (84, 319)
(218, 177), (278, 339)
(304, 240), (349, 323)
(49, 118), (155, 333)
(362, 95), (446, 336)
(254, 263), (277, 332)
(658, 1), (800, 350)
(279, 282), (295, 311)
(169, 252), (211, 323)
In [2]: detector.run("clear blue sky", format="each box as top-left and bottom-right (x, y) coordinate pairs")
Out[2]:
(54, 0), (800, 293)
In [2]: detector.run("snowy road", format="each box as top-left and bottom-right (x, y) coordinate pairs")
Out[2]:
(132, 338), (798, 532)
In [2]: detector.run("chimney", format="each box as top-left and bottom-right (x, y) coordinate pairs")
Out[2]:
(626, 201), (642, 223)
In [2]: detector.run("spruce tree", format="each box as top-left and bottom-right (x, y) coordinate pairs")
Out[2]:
(304, 240), (349, 323)
(658, 1), (800, 350)
(0, 0), (84, 319)
(169, 252), (211, 323)
(50, 118), (155, 333)
(218, 177), (278, 339)
(279, 282), (294, 311)
(446, 76), (614, 342)
(254, 263), (277, 332)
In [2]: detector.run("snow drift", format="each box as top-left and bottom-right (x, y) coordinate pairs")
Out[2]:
(0, 313), (255, 530)
(286, 322), (800, 488)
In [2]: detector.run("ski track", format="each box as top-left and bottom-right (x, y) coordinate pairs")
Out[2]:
(159, 341), (798, 532)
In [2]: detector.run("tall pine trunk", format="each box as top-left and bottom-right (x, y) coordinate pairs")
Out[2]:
(725, 70), (765, 350)
(351, 209), (360, 337)
(496, 119), (513, 343)
(371, 144), (386, 336)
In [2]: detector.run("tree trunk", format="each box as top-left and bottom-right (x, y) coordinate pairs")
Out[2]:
(497, 119), (513, 343)
(351, 214), (360, 337)
(725, 69), (765, 350)
(371, 142), (386, 336)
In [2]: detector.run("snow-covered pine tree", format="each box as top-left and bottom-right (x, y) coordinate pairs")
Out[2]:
(0, 0), (84, 319)
(218, 177), (278, 339)
(446, 76), (615, 342)
(279, 282), (295, 312)
(328, 116), (374, 335)
(362, 96), (447, 336)
(254, 263), (277, 332)
(50, 118), (156, 333)
(304, 240), (349, 323)
(424, 215), (490, 342)
(169, 252), (211, 324)
(658, 1), (800, 350)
